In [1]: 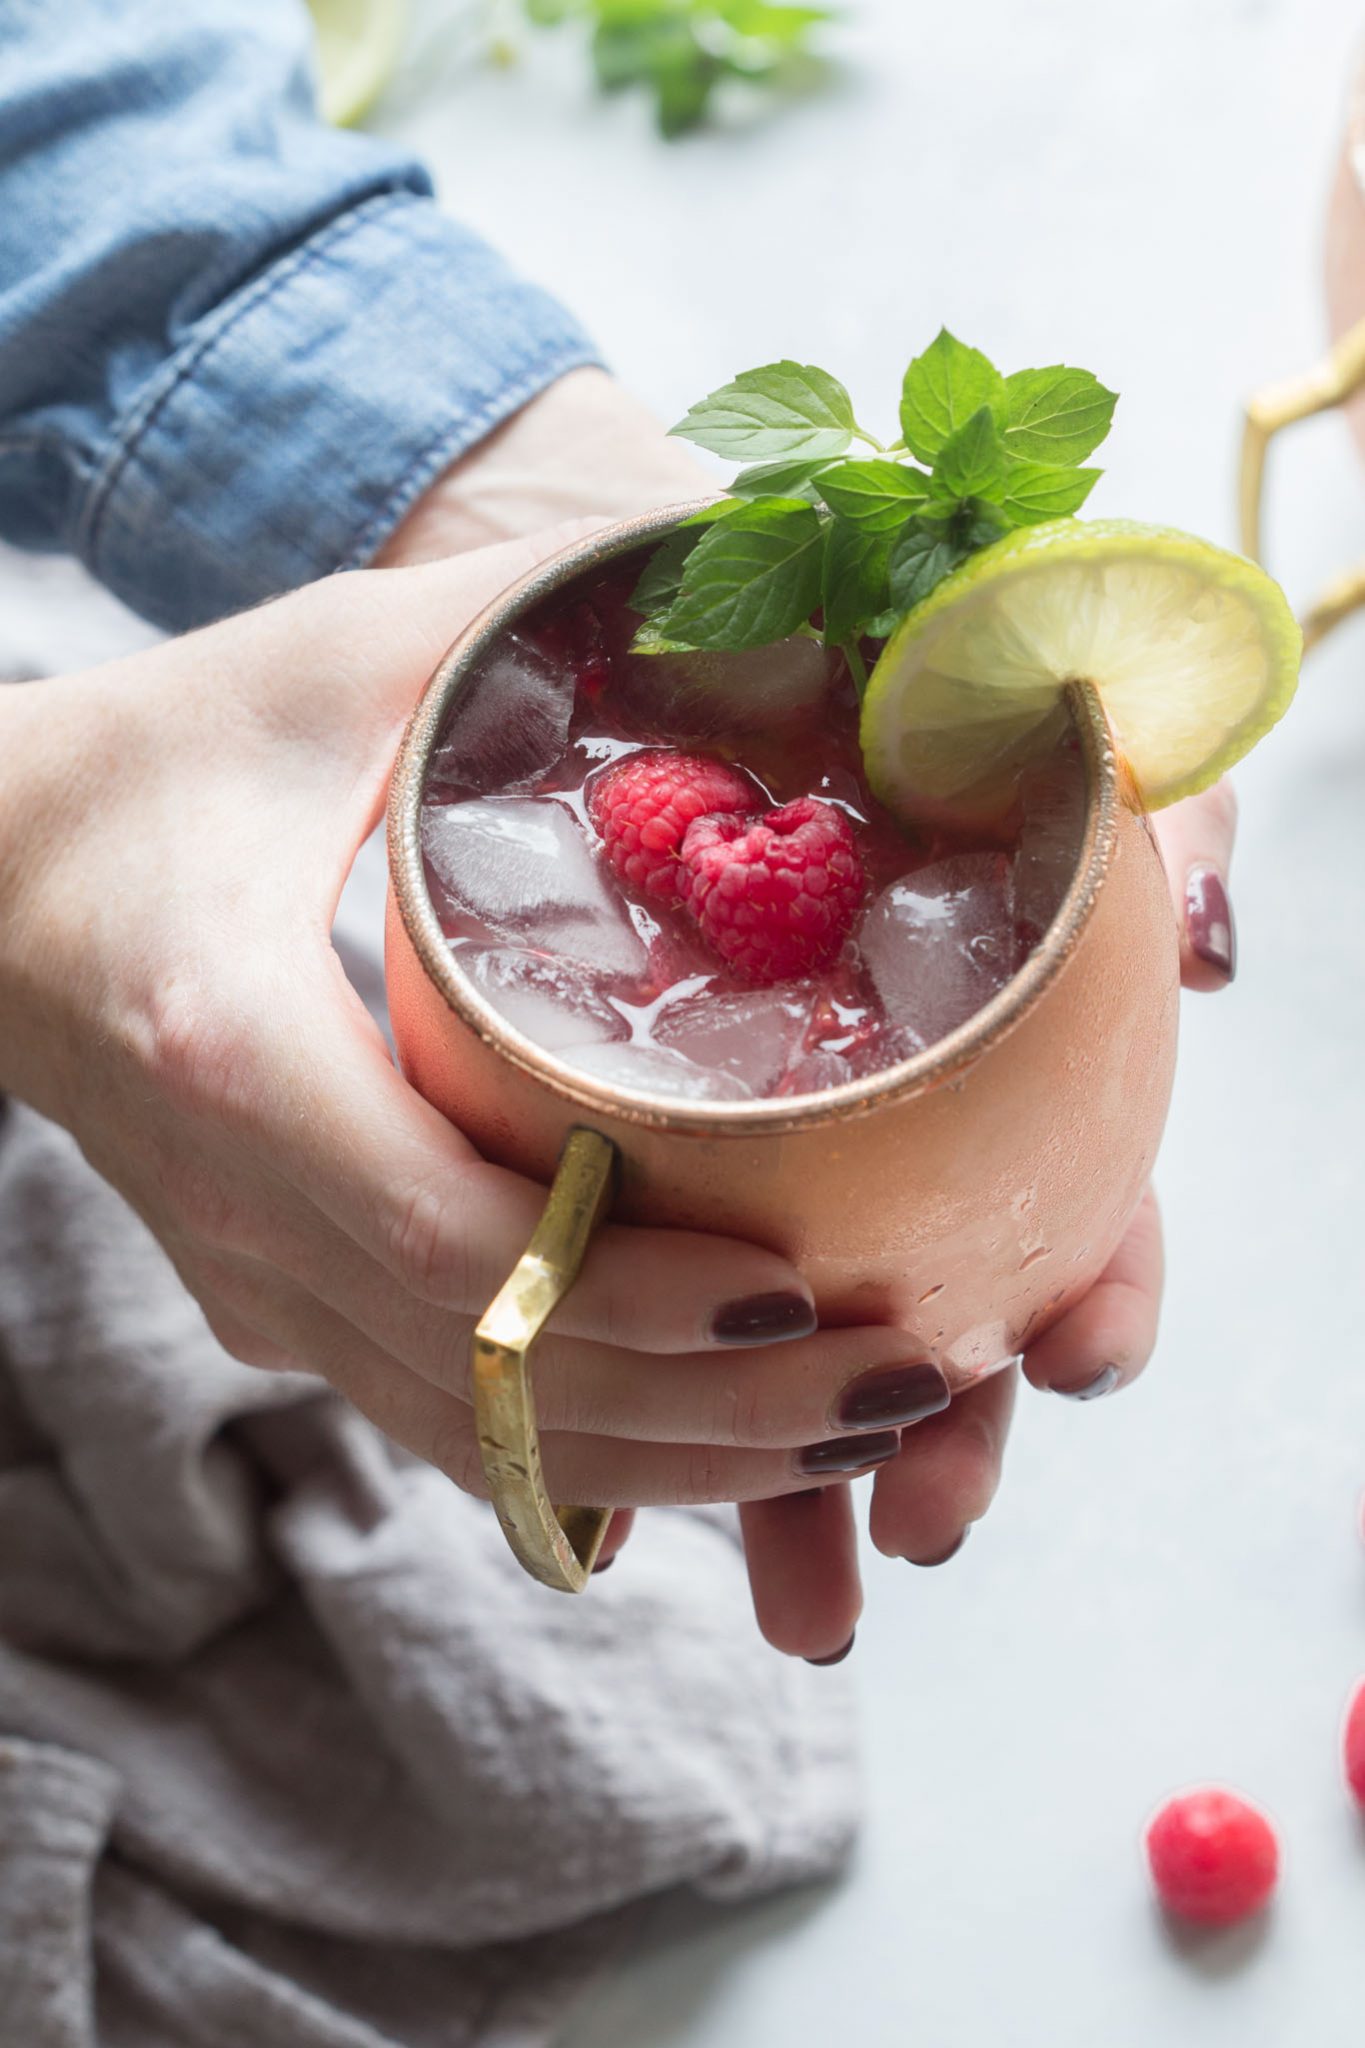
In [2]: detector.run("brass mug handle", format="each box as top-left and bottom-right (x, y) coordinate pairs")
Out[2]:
(472, 1125), (619, 1592)
(1240, 310), (1365, 651)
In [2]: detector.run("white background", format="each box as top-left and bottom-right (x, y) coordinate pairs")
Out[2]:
(389, 3), (1365, 2044)
(5, 3), (1363, 2042)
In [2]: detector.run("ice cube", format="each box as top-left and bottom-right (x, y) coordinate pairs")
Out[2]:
(560, 1040), (750, 1102)
(428, 632), (574, 795)
(1013, 742), (1087, 941)
(844, 1026), (925, 1081)
(421, 797), (646, 975)
(654, 985), (817, 1096)
(860, 854), (1019, 1049)
(454, 946), (629, 1054)
(781, 1047), (855, 1094)
(616, 636), (836, 741)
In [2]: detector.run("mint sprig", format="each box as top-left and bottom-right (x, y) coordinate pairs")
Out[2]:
(634, 332), (1117, 684)
(524, 0), (833, 139)
(671, 361), (862, 462)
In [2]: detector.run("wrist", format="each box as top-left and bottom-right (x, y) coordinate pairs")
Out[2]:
(375, 368), (710, 567)
(0, 678), (80, 1115)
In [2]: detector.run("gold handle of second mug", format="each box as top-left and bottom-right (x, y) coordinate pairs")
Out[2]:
(1240, 310), (1365, 651)
(471, 1126), (618, 1592)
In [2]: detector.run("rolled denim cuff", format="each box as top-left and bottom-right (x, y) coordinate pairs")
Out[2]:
(77, 191), (601, 633)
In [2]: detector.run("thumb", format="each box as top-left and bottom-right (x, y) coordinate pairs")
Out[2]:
(271, 515), (614, 740)
(193, 515), (614, 893)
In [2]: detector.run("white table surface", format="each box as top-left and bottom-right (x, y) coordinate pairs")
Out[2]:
(6, 6), (1362, 2042)
(386, 3), (1365, 2044)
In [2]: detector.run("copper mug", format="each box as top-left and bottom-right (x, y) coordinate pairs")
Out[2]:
(1239, 67), (1365, 644)
(385, 506), (1180, 1594)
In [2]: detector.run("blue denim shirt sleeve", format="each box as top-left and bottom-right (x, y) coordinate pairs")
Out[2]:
(0, 2), (601, 631)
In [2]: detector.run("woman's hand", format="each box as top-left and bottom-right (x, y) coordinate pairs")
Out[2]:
(744, 780), (1240, 1662)
(0, 535), (968, 1594)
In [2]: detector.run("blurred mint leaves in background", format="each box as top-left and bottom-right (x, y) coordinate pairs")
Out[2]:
(633, 334), (1117, 677)
(525, 0), (834, 136)
(305, 0), (834, 139)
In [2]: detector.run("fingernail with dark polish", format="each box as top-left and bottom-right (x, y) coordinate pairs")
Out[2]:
(910, 1527), (969, 1567)
(797, 1429), (901, 1476)
(1186, 865), (1236, 981)
(1054, 1364), (1121, 1402)
(806, 1632), (855, 1667)
(837, 1360), (950, 1431)
(711, 1292), (818, 1347)
(592, 1553), (616, 1574)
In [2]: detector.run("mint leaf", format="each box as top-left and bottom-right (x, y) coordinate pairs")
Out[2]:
(654, 48), (717, 135)
(888, 517), (971, 611)
(1001, 367), (1116, 465)
(713, 0), (832, 36)
(652, 498), (824, 649)
(930, 406), (1005, 503)
(730, 455), (835, 502)
(630, 499), (747, 614)
(815, 459), (930, 534)
(631, 615), (695, 656)
(680, 499), (740, 526)
(998, 461), (1101, 524)
(630, 527), (700, 614)
(821, 517), (891, 648)
(899, 331), (1005, 464)
(591, 20), (670, 89)
(671, 361), (857, 463)
(956, 499), (1011, 548)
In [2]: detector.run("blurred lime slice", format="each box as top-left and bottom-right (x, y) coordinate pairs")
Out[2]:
(861, 518), (1302, 819)
(306, 0), (408, 126)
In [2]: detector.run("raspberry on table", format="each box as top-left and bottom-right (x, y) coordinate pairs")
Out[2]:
(1342, 1679), (1365, 1806)
(1144, 1787), (1280, 1926)
(587, 750), (759, 904)
(680, 797), (867, 985)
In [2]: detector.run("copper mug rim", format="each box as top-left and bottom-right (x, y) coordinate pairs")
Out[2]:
(387, 500), (1125, 1139)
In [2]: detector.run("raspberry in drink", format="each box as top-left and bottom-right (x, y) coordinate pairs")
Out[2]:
(419, 553), (1086, 1103)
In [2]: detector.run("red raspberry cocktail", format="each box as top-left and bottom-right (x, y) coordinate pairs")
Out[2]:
(419, 554), (1086, 1099)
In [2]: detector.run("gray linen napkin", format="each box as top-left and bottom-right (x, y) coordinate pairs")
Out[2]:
(0, 1100), (858, 2048)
